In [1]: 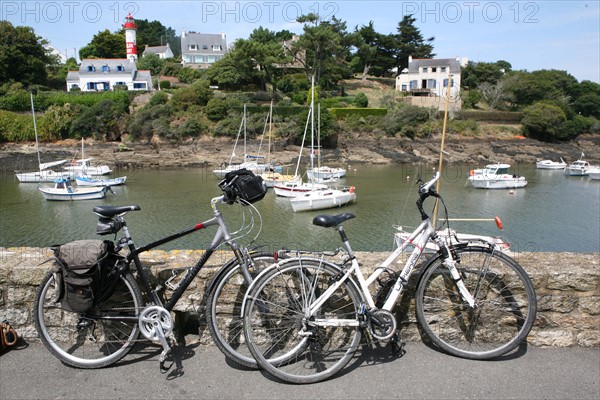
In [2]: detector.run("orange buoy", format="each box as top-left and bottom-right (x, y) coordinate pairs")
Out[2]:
(349, 186), (355, 193)
(495, 216), (504, 230)
(469, 169), (475, 176)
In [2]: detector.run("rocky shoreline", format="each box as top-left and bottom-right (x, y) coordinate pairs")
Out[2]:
(1, 133), (598, 172)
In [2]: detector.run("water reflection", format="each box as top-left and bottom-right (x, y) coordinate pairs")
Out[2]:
(1, 165), (598, 253)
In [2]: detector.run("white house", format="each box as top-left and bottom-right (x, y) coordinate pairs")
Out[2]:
(181, 31), (227, 68)
(396, 56), (467, 110)
(66, 59), (153, 92)
(142, 43), (174, 59)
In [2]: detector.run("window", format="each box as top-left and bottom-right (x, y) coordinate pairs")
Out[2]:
(443, 79), (455, 87)
(101, 65), (110, 72)
(422, 67), (428, 73)
(189, 44), (198, 50)
(87, 65), (95, 72)
(432, 67), (437, 73)
(117, 65), (125, 72)
(401, 84), (407, 92)
(133, 82), (147, 89)
(86, 82), (95, 90)
(441, 67), (447, 73)
(212, 45), (222, 51)
(203, 45), (208, 50)
(409, 80), (418, 89)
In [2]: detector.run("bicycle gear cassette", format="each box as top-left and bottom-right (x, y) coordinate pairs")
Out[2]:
(368, 309), (397, 341)
(138, 306), (174, 342)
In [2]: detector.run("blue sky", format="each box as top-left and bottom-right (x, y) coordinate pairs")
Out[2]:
(3, 0), (599, 82)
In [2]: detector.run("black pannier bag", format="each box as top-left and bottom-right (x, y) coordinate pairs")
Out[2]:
(51, 240), (118, 313)
(218, 168), (267, 205)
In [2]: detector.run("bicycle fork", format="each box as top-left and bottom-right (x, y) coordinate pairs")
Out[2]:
(434, 236), (476, 308)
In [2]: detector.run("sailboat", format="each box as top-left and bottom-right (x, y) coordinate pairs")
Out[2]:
(306, 107), (347, 182)
(257, 101), (296, 187)
(277, 76), (356, 211)
(63, 138), (112, 176)
(14, 93), (71, 183)
(213, 105), (271, 178)
(272, 92), (328, 197)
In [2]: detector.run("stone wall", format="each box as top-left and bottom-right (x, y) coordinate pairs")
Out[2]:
(1, 247), (598, 347)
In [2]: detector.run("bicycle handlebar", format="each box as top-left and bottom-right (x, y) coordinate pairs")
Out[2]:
(416, 171), (441, 220)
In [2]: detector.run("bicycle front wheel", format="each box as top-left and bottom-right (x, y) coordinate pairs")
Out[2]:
(243, 258), (363, 384)
(416, 246), (537, 359)
(205, 252), (276, 369)
(34, 270), (143, 368)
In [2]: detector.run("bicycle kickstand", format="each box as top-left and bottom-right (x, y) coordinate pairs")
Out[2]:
(390, 331), (406, 357)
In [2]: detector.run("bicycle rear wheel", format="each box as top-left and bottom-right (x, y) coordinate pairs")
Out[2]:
(205, 252), (276, 369)
(416, 246), (537, 359)
(243, 258), (363, 384)
(34, 270), (143, 368)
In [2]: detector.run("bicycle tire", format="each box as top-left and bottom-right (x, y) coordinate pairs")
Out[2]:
(415, 246), (537, 359)
(243, 258), (363, 384)
(205, 252), (276, 369)
(34, 270), (143, 368)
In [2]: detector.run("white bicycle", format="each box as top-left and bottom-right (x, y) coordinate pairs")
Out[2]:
(242, 172), (537, 383)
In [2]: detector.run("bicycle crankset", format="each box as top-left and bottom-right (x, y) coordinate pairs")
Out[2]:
(139, 306), (174, 341)
(367, 309), (397, 341)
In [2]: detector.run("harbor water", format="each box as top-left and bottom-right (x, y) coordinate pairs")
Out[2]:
(1, 164), (598, 253)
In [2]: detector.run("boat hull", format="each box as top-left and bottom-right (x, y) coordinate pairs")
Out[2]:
(273, 181), (328, 198)
(290, 189), (356, 212)
(536, 160), (566, 170)
(38, 187), (107, 201)
(467, 177), (528, 189)
(15, 170), (71, 183)
(75, 175), (126, 186)
(306, 167), (347, 181)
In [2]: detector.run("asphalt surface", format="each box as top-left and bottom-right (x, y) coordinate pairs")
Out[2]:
(0, 340), (598, 399)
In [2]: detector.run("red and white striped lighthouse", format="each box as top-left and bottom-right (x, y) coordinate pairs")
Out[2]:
(123, 12), (137, 62)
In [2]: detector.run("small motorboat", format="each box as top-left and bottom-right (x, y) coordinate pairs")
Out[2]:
(467, 163), (527, 189)
(566, 159), (591, 176)
(75, 174), (126, 187)
(39, 178), (108, 201)
(536, 158), (566, 170)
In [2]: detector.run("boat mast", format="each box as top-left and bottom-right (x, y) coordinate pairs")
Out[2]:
(30, 92), (42, 172)
(243, 104), (247, 163)
(432, 73), (453, 226)
(310, 75), (315, 174)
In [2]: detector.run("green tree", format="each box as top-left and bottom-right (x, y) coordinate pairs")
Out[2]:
(291, 14), (353, 89)
(70, 100), (128, 140)
(354, 92), (369, 107)
(135, 19), (180, 58)
(79, 29), (126, 59)
(137, 53), (165, 76)
(393, 15), (435, 73)
(0, 21), (54, 86)
(38, 103), (82, 140)
(521, 102), (567, 141)
(461, 60), (510, 89)
(504, 69), (578, 108)
(573, 94), (600, 118)
(351, 22), (379, 79)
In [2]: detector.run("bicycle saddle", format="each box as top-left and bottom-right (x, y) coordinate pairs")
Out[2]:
(312, 213), (356, 228)
(93, 205), (141, 218)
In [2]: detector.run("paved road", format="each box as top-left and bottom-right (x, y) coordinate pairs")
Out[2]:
(1, 340), (598, 399)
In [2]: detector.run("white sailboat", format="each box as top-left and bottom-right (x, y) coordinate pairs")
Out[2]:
(63, 138), (112, 176)
(283, 77), (357, 211)
(14, 93), (72, 183)
(257, 101), (296, 187)
(39, 178), (109, 201)
(213, 105), (271, 178)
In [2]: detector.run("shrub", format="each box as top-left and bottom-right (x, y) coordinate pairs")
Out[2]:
(329, 108), (387, 119)
(521, 102), (567, 141)
(558, 115), (595, 140)
(0, 110), (35, 142)
(354, 93), (369, 108)
(159, 80), (171, 90)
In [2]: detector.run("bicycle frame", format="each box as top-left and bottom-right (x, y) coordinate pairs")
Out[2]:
(277, 173), (477, 329)
(115, 196), (253, 313)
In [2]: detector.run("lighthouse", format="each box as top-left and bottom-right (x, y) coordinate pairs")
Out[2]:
(123, 12), (137, 63)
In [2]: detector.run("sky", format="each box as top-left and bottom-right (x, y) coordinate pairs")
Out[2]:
(2, 0), (599, 83)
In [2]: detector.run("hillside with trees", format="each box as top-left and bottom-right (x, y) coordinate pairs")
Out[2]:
(0, 16), (598, 146)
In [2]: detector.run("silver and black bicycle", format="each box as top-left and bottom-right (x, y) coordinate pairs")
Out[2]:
(242, 171), (537, 383)
(34, 169), (275, 370)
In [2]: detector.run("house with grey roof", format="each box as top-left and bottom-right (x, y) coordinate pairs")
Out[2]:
(396, 56), (467, 110)
(142, 43), (174, 59)
(66, 59), (153, 92)
(181, 31), (227, 68)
